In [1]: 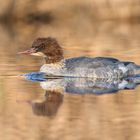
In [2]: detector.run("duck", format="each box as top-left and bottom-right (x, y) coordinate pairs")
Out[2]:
(18, 37), (140, 79)
(20, 72), (140, 94)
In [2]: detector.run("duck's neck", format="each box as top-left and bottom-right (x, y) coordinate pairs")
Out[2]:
(44, 59), (65, 66)
(40, 59), (65, 74)
(44, 55), (64, 64)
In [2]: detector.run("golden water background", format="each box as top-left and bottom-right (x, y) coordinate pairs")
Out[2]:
(0, 0), (140, 140)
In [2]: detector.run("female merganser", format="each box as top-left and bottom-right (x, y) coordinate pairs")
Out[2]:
(21, 72), (140, 94)
(19, 37), (140, 79)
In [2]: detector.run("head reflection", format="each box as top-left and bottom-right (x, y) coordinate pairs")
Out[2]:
(31, 91), (63, 116)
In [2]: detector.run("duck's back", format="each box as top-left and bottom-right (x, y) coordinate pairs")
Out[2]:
(64, 56), (127, 78)
(65, 56), (119, 69)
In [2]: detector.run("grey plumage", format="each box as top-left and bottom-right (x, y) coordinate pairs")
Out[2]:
(64, 57), (126, 79)
(40, 56), (140, 79)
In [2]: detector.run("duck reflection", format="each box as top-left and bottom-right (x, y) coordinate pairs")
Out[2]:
(31, 91), (63, 116)
(38, 75), (140, 95)
(21, 72), (140, 94)
(20, 72), (140, 116)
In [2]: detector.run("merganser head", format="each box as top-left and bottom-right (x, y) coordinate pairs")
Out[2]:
(19, 37), (64, 63)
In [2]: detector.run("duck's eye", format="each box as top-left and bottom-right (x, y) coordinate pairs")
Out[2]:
(32, 46), (39, 51)
(36, 44), (45, 51)
(32, 43), (45, 52)
(40, 43), (45, 49)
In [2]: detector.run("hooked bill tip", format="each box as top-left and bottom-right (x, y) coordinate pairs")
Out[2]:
(18, 74), (26, 77)
(18, 48), (37, 55)
(18, 50), (31, 55)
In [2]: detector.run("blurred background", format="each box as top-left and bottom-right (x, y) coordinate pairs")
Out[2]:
(0, 0), (140, 140)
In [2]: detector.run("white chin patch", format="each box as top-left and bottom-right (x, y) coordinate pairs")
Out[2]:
(31, 52), (46, 57)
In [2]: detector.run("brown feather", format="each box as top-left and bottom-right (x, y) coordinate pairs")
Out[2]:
(32, 37), (64, 63)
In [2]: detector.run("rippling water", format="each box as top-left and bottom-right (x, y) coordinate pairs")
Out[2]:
(0, 22), (140, 140)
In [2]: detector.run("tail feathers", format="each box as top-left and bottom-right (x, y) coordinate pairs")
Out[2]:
(125, 74), (140, 83)
(126, 63), (140, 75)
(133, 65), (140, 75)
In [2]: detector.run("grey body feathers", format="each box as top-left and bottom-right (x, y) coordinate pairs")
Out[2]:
(40, 56), (140, 79)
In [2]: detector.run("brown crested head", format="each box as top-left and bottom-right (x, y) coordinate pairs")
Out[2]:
(19, 37), (64, 63)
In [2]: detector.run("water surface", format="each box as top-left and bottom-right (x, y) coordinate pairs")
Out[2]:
(0, 22), (140, 140)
